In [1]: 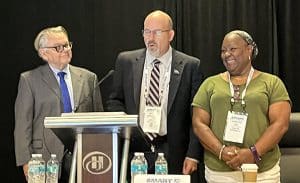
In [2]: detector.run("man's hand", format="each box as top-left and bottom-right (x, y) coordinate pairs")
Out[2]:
(182, 158), (198, 175)
(23, 164), (29, 181)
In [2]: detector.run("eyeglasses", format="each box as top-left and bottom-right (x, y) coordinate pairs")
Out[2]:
(42, 42), (72, 53)
(142, 29), (170, 37)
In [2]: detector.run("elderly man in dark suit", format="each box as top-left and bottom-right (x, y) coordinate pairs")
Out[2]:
(14, 25), (103, 182)
(107, 10), (205, 182)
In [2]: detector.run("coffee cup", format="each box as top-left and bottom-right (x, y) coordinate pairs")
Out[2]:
(241, 163), (258, 183)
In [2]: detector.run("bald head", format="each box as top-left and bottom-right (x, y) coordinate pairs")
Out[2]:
(142, 10), (175, 58)
(144, 10), (173, 30)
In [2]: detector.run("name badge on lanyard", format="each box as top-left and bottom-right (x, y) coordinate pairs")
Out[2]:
(142, 106), (162, 133)
(142, 62), (170, 134)
(223, 111), (248, 144)
(223, 67), (254, 144)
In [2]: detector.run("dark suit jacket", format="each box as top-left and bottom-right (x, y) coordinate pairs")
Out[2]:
(107, 48), (204, 173)
(14, 64), (103, 166)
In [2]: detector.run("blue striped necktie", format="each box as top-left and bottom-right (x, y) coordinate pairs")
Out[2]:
(57, 72), (72, 112)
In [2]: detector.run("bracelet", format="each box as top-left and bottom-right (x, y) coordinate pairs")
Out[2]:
(249, 145), (262, 164)
(218, 145), (226, 160)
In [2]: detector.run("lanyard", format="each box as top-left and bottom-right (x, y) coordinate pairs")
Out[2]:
(228, 67), (254, 106)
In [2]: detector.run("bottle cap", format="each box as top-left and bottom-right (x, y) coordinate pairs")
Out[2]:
(51, 154), (57, 158)
(158, 153), (164, 156)
(134, 152), (140, 156)
(33, 154), (42, 157)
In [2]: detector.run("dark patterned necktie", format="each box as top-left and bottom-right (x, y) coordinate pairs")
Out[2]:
(57, 72), (72, 112)
(148, 59), (160, 106)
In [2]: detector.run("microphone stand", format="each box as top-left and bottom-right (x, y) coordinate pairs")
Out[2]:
(73, 70), (114, 112)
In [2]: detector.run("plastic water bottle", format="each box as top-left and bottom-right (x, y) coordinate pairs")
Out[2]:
(131, 152), (147, 183)
(46, 154), (59, 183)
(28, 154), (46, 183)
(140, 152), (148, 174)
(155, 152), (168, 175)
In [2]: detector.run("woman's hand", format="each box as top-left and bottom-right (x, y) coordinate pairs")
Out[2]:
(221, 145), (239, 161)
(226, 148), (255, 170)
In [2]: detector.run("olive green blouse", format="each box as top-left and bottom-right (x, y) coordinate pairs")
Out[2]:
(192, 72), (291, 172)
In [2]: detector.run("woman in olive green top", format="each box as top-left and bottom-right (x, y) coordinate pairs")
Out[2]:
(192, 30), (291, 183)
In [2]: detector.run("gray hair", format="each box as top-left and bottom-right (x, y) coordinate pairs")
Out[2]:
(34, 26), (69, 51)
(229, 30), (259, 60)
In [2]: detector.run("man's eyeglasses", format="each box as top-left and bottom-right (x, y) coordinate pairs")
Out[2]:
(142, 29), (170, 37)
(42, 42), (72, 53)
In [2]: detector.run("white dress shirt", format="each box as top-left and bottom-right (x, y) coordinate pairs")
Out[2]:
(139, 46), (172, 136)
(49, 64), (75, 111)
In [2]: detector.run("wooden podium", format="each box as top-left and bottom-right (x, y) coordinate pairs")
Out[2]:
(44, 112), (137, 183)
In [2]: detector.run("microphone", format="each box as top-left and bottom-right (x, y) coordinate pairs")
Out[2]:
(73, 69), (114, 112)
(98, 70), (114, 86)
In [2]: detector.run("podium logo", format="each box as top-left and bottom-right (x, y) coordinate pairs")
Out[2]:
(82, 151), (112, 175)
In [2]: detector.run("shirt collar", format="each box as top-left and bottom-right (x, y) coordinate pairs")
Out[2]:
(49, 64), (70, 77)
(146, 46), (172, 68)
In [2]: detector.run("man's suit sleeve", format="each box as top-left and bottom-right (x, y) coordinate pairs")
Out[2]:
(92, 73), (104, 111)
(186, 59), (204, 160)
(14, 74), (34, 166)
(106, 53), (126, 112)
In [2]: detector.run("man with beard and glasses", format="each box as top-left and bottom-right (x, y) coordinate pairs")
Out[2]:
(107, 10), (205, 182)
